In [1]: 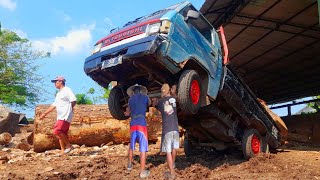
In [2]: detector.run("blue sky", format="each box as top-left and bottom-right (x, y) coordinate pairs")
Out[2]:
(0, 0), (204, 118)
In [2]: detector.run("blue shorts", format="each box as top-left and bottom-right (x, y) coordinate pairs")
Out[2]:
(130, 125), (148, 152)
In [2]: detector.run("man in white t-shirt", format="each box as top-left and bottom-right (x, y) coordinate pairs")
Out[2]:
(40, 76), (77, 154)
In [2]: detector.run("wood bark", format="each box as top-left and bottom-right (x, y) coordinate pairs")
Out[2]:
(257, 99), (288, 140)
(27, 132), (33, 145)
(0, 105), (21, 136)
(16, 142), (31, 151)
(0, 132), (12, 145)
(33, 105), (162, 152)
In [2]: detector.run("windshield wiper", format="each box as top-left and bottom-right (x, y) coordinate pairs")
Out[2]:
(123, 9), (167, 27)
(110, 27), (120, 34)
(123, 16), (144, 27)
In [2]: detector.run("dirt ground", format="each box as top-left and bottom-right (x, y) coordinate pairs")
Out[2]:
(0, 139), (320, 180)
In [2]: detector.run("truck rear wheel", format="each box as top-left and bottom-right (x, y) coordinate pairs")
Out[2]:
(242, 129), (263, 159)
(178, 70), (202, 115)
(108, 86), (129, 120)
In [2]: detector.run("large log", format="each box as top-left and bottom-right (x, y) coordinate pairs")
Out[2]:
(0, 105), (21, 136)
(16, 142), (31, 151)
(0, 132), (12, 145)
(33, 105), (162, 152)
(257, 99), (288, 141)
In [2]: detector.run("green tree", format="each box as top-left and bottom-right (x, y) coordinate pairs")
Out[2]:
(307, 95), (320, 112)
(76, 86), (112, 105)
(76, 93), (93, 104)
(102, 84), (112, 100)
(75, 87), (95, 105)
(0, 25), (49, 108)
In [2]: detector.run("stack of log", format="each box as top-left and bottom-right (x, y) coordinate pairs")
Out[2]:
(33, 105), (162, 152)
(0, 133), (12, 145)
(0, 105), (21, 136)
(0, 105), (32, 151)
(257, 98), (288, 143)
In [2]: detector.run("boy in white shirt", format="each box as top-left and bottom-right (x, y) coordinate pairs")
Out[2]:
(40, 76), (77, 154)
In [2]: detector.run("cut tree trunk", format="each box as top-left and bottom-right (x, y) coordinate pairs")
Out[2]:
(0, 105), (21, 136)
(27, 132), (33, 145)
(16, 142), (31, 151)
(257, 99), (288, 141)
(33, 105), (162, 152)
(0, 132), (12, 145)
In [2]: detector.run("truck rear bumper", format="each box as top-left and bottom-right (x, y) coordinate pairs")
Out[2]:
(84, 35), (163, 75)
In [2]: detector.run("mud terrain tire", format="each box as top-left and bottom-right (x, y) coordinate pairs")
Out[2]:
(178, 70), (202, 115)
(109, 86), (129, 120)
(242, 129), (263, 160)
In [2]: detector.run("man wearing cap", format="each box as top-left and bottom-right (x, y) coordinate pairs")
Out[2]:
(125, 84), (151, 178)
(40, 76), (77, 154)
(152, 84), (179, 179)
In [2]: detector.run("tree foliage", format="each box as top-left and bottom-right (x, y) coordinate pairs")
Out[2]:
(307, 95), (320, 113)
(0, 26), (49, 107)
(75, 85), (111, 105)
(102, 84), (112, 100)
(76, 94), (93, 105)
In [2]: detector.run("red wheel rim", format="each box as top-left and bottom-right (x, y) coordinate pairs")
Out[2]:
(251, 135), (261, 154)
(190, 80), (200, 105)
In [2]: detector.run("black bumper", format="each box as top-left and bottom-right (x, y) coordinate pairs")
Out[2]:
(84, 35), (164, 75)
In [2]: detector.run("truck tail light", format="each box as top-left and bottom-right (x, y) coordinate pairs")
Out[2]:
(160, 20), (171, 34)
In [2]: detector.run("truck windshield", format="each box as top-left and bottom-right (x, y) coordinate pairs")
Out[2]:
(122, 2), (183, 28)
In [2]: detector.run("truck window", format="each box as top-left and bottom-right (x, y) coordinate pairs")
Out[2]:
(179, 5), (213, 44)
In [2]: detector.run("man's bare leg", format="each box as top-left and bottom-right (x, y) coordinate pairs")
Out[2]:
(140, 152), (146, 173)
(57, 133), (71, 149)
(172, 149), (177, 167)
(166, 152), (174, 175)
(128, 148), (133, 165)
(58, 139), (65, 152)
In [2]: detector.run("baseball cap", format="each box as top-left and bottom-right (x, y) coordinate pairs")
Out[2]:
(161, 84), (170, 97)
(51, 76), (66, 83)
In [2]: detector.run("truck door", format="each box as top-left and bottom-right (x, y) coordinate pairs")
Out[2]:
(179, 4), (219, 78)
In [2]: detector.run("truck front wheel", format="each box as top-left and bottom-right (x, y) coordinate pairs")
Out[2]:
(242, 129), (263, 159)
(178, 70), (202, 115)
(108, 86), (129, 120)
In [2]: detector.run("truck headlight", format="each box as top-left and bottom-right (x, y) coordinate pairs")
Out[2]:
(160, 20), (171, 34)
(147, 23), (161, 35)
(92, 43), (102, 54)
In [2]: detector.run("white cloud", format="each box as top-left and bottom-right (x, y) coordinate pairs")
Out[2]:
(104, 17), (115, 28)
(62, 13), (72, 22)
(0, 0), (16, 11)
(13, 29), (28, 38)
(53, 9), (72, 22)
(33, 24), (95, 56)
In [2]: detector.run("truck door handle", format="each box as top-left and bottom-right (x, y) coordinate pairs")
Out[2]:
(210, 51), (217, 57)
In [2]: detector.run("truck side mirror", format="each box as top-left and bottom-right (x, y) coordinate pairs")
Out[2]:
(185, 10), (200, 21)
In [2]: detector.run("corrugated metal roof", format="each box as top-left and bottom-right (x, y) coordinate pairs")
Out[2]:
(200, 0), (320, 104)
